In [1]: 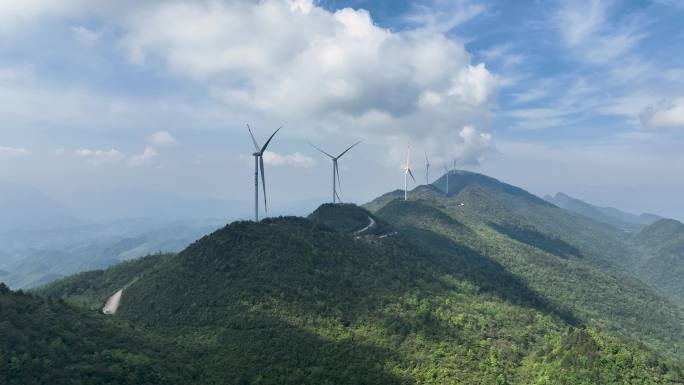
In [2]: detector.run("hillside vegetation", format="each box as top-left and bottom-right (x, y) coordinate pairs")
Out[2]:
(34, 253), (172, 310)
(0, 283), (196, 385)
(37, 203), (684, 384)
(630, 219), (684, 302)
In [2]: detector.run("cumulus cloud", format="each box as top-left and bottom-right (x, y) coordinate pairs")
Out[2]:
(149, 130), (177, 146)
(121, 0), (498, 156)
(128, 146), (159, 167)
(640, 99), (684, 129)
(74, 148), (125, 165)
(1, 0), (499, 168)
(262, 151), (315, 169)
(455, 125), (493, 165)
(0, 146), (31, 159)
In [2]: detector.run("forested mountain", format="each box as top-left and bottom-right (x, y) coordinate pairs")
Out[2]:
(34, 183), (684, 384)
(539, 192), (684, 306)
(0, 283), (196, 385)
(365, 182), (684, 359)
(630, 219), (684, 302)
(545, 192), (661, 232)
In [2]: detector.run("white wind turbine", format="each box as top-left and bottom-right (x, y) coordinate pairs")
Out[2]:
(247, 124), (281, 222)
(403, 145), (416, 200)
(424, 150), (430, 185)
(310, 141), (362, 204)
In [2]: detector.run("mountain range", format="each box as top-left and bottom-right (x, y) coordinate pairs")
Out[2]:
(544, 192), (661, 232)
(4, 170), (684, 384)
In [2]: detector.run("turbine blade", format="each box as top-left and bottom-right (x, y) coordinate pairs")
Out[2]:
(309, 142), (334, 159)
(247, 124), (261, 152)
(424, 149), (429, 164)
(335, 190), (343, 204)
(260, 156), (267, 212)
(260, 126), (282, 153)
(408, 168), (416, 183)
(336, 140), (362, 159)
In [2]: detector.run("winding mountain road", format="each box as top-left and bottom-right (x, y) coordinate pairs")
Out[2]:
(354, 216), (376, 235)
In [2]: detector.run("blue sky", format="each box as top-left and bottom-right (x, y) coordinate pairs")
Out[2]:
(0, 0), (683, 220)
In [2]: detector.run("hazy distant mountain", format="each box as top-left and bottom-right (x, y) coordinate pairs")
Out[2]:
(0, 218), (224, 289)
(0, 181), (82, 232)
(544, 192), (661, 232)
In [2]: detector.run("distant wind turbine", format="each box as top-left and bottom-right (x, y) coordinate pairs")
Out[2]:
(424, 150), (430, 185)
(310, 141), (361, 204)
(247, 124), (281, 222)
(403, 145), (416, 200)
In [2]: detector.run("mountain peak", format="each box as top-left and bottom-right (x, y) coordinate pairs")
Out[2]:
(308, 203), (386, 234)
(431, 169), (549, 205)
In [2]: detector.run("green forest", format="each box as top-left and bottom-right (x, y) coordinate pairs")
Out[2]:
(6, 171), (684, 384)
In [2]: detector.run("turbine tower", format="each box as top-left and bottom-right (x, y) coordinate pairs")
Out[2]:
(247, 124), (281, 222)
(424, 150), (430, 185)
(310, 141), (361, 204)
(403, 145), (416, 200)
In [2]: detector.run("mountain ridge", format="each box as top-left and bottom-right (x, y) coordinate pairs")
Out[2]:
(545, 192), (662, 232)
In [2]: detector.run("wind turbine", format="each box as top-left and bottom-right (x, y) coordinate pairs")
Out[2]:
(424, 150), (430, 185)
(403, 146), (416, 200)
(310, 141), (361, 204)
(247, 124), (281, 222)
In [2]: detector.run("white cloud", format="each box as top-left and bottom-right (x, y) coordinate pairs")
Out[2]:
(640, 99), (684, 129)
(149, 130), (177, 146)
(448, 63), (498, 106)
(121, 0), (498, 156)
(0, 0), (87, 36)
(455, 125), (493, 165)
(128, 146), (159, 167)
(262, 151), (315, 169)
(405, 0), (486, 34)
(0, 146), (31, 159)
(479, 43), (526, 69)
(0, 0), (499, 172)
(74, 148), (125, 165)
(555, 0), (641, 63)
(71, 25), (99, 43)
